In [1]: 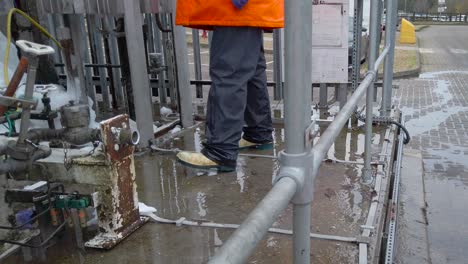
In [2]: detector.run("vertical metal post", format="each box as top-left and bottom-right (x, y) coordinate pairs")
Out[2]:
(374, 0), (383, 102)
(192, 29), (203, 99)
(104, 17), (126, 110)
(146, 15), (155, 53)
(152, 16), (167, 105)
(46, 15), (62, 73)
(284, 0), (312, 263)
(67, 15), (91, 104)
(273, 29), (283, 100)
(123, 0), (154, 147)
(319, 83), (328, 111)
(171, 8), (194, 127)
(362, 0), (381, 183)
(88, 15), (111, 111)
(161, 14), (178, 106)
(82, 19), (97, 113)
(352, 0), (364, 92)
(382, 0), (398, 116)
(338, 83), (348, 109)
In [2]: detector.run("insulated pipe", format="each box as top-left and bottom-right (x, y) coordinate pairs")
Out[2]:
(207, 177), (297, 264)
(0, 146), (52, 175)
(363, 0), (382, 183)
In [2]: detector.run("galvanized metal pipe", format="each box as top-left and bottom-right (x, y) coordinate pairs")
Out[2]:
(207, 177), (297, 264)
(293, 203), (311, 263)
(382, 0), (398, 115)
(363, 0), (382, 183)
(123, 0), (154, 147)
(283, 1), (313, 263)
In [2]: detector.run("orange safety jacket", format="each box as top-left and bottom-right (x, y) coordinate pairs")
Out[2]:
(175, 0), (284, 30)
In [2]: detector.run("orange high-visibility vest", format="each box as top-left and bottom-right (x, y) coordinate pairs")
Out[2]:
(175, 0), (284, 30)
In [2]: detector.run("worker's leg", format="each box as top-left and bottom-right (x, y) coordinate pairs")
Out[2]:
(242, 45), (273, 147)
(200, 27), (263, 168)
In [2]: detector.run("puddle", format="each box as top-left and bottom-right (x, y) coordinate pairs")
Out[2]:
(400, 71), (468, 136)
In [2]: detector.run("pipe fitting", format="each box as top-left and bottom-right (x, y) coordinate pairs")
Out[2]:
(273, 150), (314, 205)
(111, 127), (140, 145)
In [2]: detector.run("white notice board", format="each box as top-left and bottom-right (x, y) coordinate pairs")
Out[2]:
(311, 0), (349, 83)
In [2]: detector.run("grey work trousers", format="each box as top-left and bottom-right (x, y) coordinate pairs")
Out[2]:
(202, 27), (273, 167)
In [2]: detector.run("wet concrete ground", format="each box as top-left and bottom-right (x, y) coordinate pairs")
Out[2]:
(394, 25), (468, 264)
(4, 119), (391, 263)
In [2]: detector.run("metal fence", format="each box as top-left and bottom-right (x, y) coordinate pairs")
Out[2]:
(399, 12), (468, 23)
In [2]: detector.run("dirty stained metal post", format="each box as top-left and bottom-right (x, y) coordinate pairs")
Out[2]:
(362, 0), (381, 183)
(382, 0), (398, 116)
(123, 0), (154, 147)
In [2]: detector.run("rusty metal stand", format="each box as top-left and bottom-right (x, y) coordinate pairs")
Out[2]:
(85, 115), (147, 249)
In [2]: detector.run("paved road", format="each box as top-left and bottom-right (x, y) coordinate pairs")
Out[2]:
(395, 25), (468, 264)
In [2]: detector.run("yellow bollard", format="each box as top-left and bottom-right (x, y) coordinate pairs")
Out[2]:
(399, 18), (416, 44)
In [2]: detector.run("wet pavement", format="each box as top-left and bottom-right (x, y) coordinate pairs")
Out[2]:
(394, 25), (468, 264)
(4, 120), (391, 263)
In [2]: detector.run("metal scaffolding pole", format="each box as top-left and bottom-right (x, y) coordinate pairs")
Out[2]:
(382, 0), (398, 116)
(362, 0), (381, 183)
(123, 0), (154, 147)
(283, 0), (312, 263)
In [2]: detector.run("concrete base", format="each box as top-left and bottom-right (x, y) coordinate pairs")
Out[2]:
(395, 149), (430, 264)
